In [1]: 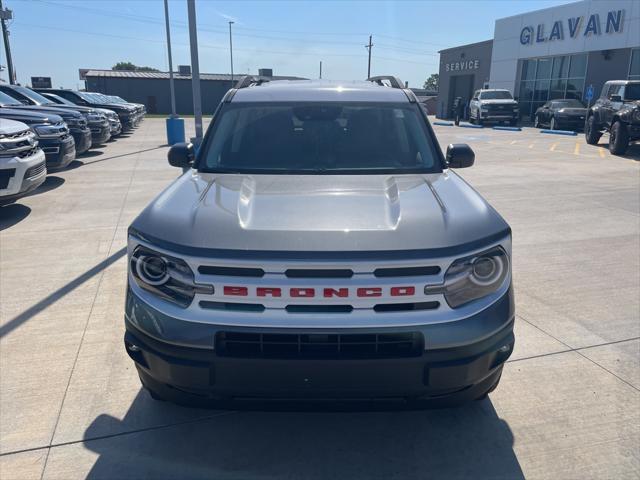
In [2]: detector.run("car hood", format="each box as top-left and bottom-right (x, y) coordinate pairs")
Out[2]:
(92, 103), (135, 113)
(557, 108), (587, 115)
(42, 103), (95, 114)
(0, 118), (30, 134)
(1, 105), (82, 121)
(0, 108), (62, 124)
(131, 172), (509, 252)
(480, 99), (517, 106)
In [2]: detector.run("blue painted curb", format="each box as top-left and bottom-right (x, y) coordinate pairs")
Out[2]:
(433, 121), (454, 126)
(459, 123), (484, 129)
(540, 129), (577, 136)
(493, 126), (522, 132)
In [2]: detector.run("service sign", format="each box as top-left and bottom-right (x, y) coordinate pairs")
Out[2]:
(520, 9), (624, 45)
(445, 60), (480, 72)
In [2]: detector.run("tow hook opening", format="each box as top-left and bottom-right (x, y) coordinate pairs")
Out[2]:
(125, 340), (149, 368)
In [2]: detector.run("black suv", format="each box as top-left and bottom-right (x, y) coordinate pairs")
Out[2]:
(585, 80), (640, 155)
(0, 86), (92, 155)
(36, 89), (138, 131)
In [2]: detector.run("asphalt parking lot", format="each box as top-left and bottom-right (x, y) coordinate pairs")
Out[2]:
(0, 118), (638, 479)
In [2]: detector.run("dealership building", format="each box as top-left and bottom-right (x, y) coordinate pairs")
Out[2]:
(437, 0), (640, 119)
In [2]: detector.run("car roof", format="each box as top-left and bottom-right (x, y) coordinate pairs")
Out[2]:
(231, 80), (411, 103)
(605, 80), (640, 85)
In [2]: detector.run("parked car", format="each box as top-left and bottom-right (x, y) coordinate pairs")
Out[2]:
(124, 77), (514, 408)
(40, 92), (122, 138)
(0, 85), (112, 147)
(469, 89), (519, 126)
(83, 92), (145, 125)
(0, 107), (75, 170)
(533, 99), (587, 131)
(585, 80), (640, 155)
(0, 87), (91, 155)
(0, 118), (47, 205)
(35, 89), (139, 131)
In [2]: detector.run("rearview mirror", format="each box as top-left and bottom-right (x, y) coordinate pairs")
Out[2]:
(168, 142), (195, 169)
(446, 144), (475, 169)
(610, 94), (622, 102)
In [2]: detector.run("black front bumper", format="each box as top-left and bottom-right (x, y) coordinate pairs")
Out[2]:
(90, 123), (111, 145)
(70, 128), (92, 155)
(124, 287), (515, 408)
(40, 135), (76, 169)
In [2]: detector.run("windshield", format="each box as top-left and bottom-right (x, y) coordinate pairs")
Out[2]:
(77, 92), (101, 104)
(12, 86), (55, 106)
(480, 91), (513, 100)
(200, 102), (441, 174)
(44, 93), (75, 106)
(552, 99), (585, 108)
(624, 84), (640, 101)
(0, 91), (22, 106)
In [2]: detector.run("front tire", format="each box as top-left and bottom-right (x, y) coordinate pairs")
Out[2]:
(534, 115), (540, 128)
(550, 116), (557, 130)
(609, 121), (629, 155)
(585, 115), (602, 145)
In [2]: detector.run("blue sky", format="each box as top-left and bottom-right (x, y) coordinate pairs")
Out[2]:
(4, 0), (575, 89)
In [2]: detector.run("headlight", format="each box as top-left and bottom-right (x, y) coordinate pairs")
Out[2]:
(33, 124), (62, 138)
(130, 245), (213, 307)
(86, 113), (106, 123)
(633, 110), (640, 123)
(65, 118), (82, 126)
(427, 246), (509, 308)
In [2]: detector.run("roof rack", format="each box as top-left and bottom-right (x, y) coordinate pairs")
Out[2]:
(367, 76), (405, 89)
(236, 75), (270, 89)
(367, 75), (416, 103)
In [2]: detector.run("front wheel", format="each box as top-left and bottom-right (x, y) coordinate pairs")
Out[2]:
(534, 115), (540, 128)
(550, 116), (557, 130)
(609, 121), (630, 155)
(585, 115), (602, 145)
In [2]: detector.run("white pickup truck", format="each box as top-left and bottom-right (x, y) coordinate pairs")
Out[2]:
(0, 119), (47, 205)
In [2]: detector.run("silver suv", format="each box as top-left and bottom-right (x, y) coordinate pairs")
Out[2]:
(125, 77), (514, 408)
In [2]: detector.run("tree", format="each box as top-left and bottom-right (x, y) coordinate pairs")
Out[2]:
(423, 73), (438, 91)
(112, 62), (159, 72)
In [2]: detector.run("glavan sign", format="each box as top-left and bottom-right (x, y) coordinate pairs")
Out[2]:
(520, 9), (624, 45)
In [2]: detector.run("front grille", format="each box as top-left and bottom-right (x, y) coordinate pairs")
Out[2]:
(25, 161), (46, 179)
(216, 331), (424, 359)
(18, 146), (40, 159)
(486, 104), (515, 113)
(0, 129), (31, 140)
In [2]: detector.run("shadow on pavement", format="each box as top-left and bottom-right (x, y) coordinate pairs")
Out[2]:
(79, 150), (105, 158)
(71, 146), (167, 168)
(597, 143), (640, 160)
(0, 203), (31, 231)
(24, 175), (65, 197)
(82, 391), (524, 479)
(0, 246), (126, 338)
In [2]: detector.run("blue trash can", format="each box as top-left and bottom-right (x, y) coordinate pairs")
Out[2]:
(166, 117), (185, 145)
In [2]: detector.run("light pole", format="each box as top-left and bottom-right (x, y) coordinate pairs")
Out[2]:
(163, 0), (176, 118)
(187, 0), (203, 144)
(228, 21), (234, 86)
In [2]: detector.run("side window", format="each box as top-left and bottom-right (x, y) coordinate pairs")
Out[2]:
(608, 84), (621, 98)
(600, 84), (609, 99)
(473, 90), (480, 100)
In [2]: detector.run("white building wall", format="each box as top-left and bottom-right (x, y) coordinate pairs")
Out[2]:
(489, 0), (640, 92)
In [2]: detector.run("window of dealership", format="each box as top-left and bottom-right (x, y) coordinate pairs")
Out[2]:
(517, 54), (588, 119)
(630, 48), (640, 80)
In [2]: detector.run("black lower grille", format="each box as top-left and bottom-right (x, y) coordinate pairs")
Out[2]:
(216, 331), (424, 359)
(0, 168), (16, 189)
(25, 161), (46, 179)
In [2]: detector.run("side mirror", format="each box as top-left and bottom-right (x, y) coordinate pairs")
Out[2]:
(168, 142), (195, 169)
(446, 144), (475, 169)
(610, 94), (622, 102)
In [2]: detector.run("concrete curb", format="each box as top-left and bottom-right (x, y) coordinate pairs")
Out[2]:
(493, 126), (522, 132)
(433, 121), (454, 126)
(540, 129), (578, 136)
(459, 123), (484, 129)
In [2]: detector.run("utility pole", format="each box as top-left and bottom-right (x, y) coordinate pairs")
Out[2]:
(187, 0), (203, 143)
(228, 21), (234, 86)
(0, 0), (15, 85)
(163, 0), (176, 117)
(365, 35), (373, 79)
(319, 61), (322, 79)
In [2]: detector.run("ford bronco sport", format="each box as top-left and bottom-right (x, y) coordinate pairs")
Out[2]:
(585, 80), (640, 155)
(125, 77), (515, 408)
